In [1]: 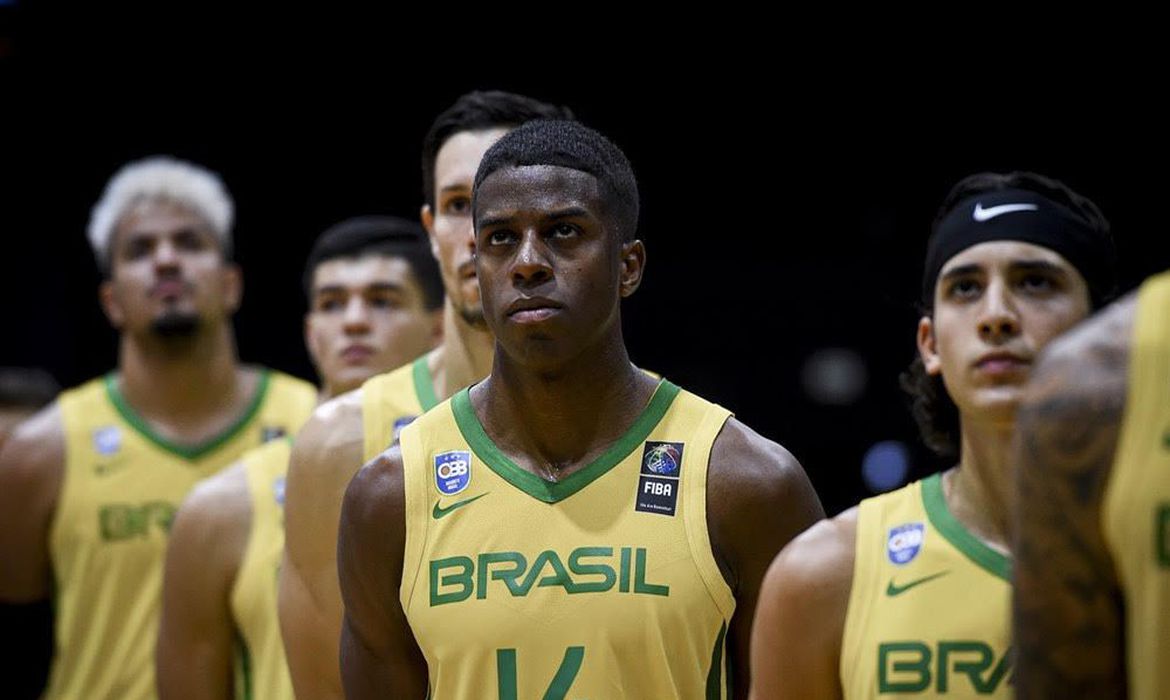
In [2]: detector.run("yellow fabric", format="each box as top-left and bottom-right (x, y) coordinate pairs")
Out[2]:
(230, 438), (294, 700)
(48, 370), (316, 700)
(361, 355), (431, 463)
(1103, 271), (1170, 700)
(841, 475), (1012, 698)
(398, 380), (735, 699)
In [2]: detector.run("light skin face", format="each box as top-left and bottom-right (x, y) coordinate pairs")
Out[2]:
(474, 164), (643, 368)
(420, 128), (510, 329)
(917, 240), (1091, 427)
(98, 198), (241, 337)
(304, 256), (440, 397)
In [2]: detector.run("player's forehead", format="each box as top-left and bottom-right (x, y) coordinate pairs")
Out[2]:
(434, 127), (511, 197)
(311, 255), (417, 293)
(114, 198), (216, 241)
(476, 164), (603, 221)
(938, 240), (1074, 277)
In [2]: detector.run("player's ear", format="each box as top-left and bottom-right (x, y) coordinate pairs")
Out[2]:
(222, 262), (244, 313)
(917, 316), (942, 375)
(618, 239), (646, 298)
(421, 204), (440, 260)
(98, 279), (125, 329)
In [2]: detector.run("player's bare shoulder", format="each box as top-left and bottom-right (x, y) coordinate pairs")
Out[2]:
(765, 506), (858, 609)
(0, 401), (65, 486)
(290, 387), (365, 476)
(171, 460), (251, 550)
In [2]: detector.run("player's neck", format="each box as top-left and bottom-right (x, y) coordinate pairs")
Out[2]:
(475, 331), (654, 480)
(947, 419), (1015, 554)
(432, 302), (494, 401)
(117, 320), (245, 421)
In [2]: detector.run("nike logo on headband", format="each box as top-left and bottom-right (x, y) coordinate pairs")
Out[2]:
(973, 202), (1039, 222)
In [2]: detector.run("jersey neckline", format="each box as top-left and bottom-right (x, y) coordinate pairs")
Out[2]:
(920, 472), (1011, 582)
(411, 355), (440, 411)
(451, 379), (682, 504)
(103, 369), (272, 461)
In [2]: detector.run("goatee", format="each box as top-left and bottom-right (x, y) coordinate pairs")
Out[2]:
(150, 312), (200, 339)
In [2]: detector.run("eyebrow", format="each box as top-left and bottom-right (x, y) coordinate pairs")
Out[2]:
(940, 259), (1068, 282)
(314, 282), (408, 296)
(478, 206), (593, 231)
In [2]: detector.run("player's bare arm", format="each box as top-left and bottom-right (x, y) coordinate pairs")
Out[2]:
(749, 509), (855, 700)
(1013, 295), (1134, 699)
(337, 447), (428, 699)
(278, 390), (364, 699)
(157, 462), (250, 700)
(707, 418), (825, 699)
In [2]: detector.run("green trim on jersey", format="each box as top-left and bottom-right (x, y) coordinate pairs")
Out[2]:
(104, 370), (272, 461)
(235, 634), (253, 700)
(706, 620), (728, 700)
(451, 379), (681, 504)
(921, 472), (1011, 582)
(412, 355), (440, 411)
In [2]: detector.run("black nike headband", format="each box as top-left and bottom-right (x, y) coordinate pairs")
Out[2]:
(922, 188), (1116, 308)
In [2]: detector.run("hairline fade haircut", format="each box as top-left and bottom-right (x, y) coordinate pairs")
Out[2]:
(303, 215), (444, 311)
(472, 119), (640, 243)
(420, 90), (575, 211)
(88, 156), (234, 275)
(902, 170), (1115, 457)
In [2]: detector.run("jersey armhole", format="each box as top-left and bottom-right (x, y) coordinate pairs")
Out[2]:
(360, 381), (384, 465)
(839, 499), (874, 692)
(684, 403), (736, 621)
(397, 420), (430, 615)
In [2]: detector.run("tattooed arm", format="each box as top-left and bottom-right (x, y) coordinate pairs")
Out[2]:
(1012, 294), (1136, 699)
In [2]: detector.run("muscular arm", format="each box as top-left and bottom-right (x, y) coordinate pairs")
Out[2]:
(0, 405), (63, 697)
(750, 511), (855, 700)
(278, 392), (364, 699)
(707, 418), (826, 699)
(156, 464), (250, 700)
(1012, 296), (1134, 699)
(337, 448), (428, 699)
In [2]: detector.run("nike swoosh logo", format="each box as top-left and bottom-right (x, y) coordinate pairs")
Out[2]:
(432, 493), (489, 519)
(973, 202), (1039, 222)
(885, 570), (949, 597)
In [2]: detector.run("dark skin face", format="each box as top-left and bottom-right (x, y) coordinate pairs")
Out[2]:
(473, 164), (644, 372)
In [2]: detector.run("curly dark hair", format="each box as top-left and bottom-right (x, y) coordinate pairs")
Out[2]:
(902, 171), (1113, 456)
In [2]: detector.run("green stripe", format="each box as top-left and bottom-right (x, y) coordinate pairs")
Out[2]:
(412, 355), (440, 411)
(104, 370), (271, 461)
(921, 472), (1011, 582)
(235, 635), (253, 700)
(706, 620), (728, 700)
(452, 380), (681, 504)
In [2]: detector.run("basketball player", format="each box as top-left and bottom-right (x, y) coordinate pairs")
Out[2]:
(1013, 270), (1170, 699)
(749, 172), (1118, 699)
(0, 156), (318, 700)
(337, 119), (824, 698)
(278, 91), (574, 698)
(156, 218), (442, 699)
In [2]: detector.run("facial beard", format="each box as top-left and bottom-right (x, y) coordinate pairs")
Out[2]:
(149, 311), (201, 339)
(457, 302), (488, 330)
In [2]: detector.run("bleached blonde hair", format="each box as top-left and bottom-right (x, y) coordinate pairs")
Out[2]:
(87, 156), (234, 270)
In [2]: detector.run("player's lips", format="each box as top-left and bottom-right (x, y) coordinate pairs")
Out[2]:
(149, 279), (190, 299)
(340, 344), (375, 364)
(973, 351), (1031, 375)
(506, 296), (563, 323)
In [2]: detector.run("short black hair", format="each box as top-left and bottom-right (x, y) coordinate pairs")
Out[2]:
(421, 91), (575, 211)
(302, 216), (443, 310)
(473, 120), (640, 242)
(903, 171), (1115, 457)
(0, 367), (60, 410)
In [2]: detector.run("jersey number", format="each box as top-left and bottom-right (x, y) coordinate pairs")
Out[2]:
(496, 646), (584, 700)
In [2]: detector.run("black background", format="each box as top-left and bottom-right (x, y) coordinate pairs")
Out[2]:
(3, 11), (1168, 516)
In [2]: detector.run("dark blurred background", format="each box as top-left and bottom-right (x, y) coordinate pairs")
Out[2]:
(3, 8), (1167, 516)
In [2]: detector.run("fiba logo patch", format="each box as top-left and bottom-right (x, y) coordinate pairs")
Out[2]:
(887, 523), (925, 565)
(273, 476), (286, 506)
(391, 416), (417, 445)
(636, 441), (684, 516)
(642, 442), (683, 476)
(434, 450), (472, 496)
(93, 426), (121, 455)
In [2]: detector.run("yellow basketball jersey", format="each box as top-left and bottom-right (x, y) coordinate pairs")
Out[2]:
(48, 370), (316, 700)
(1102, 271), (1170, 700)
(841, 473), (1012, 698)
(361, 355), (436, 462)
(230, 437), (294, 700)
(398, 379), (735, 699)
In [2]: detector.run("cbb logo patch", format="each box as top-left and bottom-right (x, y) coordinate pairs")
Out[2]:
(434, 450), (472, 496)
(887, 522), (925, 565)
(93, 426), (121, 455)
